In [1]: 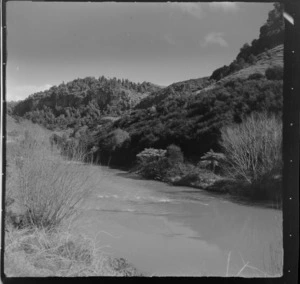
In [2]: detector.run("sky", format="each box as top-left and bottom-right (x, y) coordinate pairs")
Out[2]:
(6, 1), (275, 101)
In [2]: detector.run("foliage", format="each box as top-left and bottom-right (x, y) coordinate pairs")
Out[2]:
(166, 144), (184, 164)
(265, 65), (284, 80)
(12, 76), (161, 130)
(198, 149), (226, 173)
(220, 113), (282, 200)
(136, 148), (168, 180)
(11, 130), (94, 230)
(95, 78), (283, 167)
(210, 3), (284, 81)
(248, 73), (264, 80)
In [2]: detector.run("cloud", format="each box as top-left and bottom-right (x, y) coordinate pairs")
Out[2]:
(170, 2), (204, 19)
(208, 2), (239, 12)
(7, 84), (52, 101)
(201, 32), (228, 48)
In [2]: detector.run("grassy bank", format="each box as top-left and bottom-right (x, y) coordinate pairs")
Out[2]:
(4, 116), (141, 277)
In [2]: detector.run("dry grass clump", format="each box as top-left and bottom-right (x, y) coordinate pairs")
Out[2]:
(4, 226), (140, 277)
(8, 129), (93, 230)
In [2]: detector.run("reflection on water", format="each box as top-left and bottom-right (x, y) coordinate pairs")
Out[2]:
(71, 166), (283, 277)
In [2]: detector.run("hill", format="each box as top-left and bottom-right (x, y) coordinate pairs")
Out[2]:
(200, 44), (283, 94)
(210, 3), (283, 82)
(135, 77), (211, 110)
(10, 3), (284, 168)
(88, 3), (284, 166)
(12, 76), (161, 130)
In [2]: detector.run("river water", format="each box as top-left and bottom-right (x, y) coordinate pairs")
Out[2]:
(71, 165), (282, 277)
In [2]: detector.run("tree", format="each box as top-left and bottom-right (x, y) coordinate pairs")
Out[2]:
(166, 144), (184, 164)
(199, 149), (226, 173)
(105, 128), (130, 166)
(220, 113), (282, 185)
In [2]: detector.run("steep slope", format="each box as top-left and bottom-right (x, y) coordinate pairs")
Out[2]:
(199, 44), (283, 94)
(210, 2), (283, 82)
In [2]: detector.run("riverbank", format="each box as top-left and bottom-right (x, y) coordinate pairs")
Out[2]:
(4, 116), (142, 277)
(124, 165), (281, 210)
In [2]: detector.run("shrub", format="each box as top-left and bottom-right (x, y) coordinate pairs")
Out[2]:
(265, 65), (283, 80)
(166, 144), (184, 164)
(12, 131), (94, 230)
(136, 148), (168, 180)
(220, 113), (282, 200)
(248, 73), (264, 80)
(198, 149), (226, 173)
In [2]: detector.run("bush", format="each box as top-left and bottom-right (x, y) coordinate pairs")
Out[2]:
(166, 144), (184, 164)
(136, 148), (168, 180)
(248, 73), (264, 80)
(12, 131), (94, 230)
(265, 65), (283, 80)
(220, 113), (282, 200)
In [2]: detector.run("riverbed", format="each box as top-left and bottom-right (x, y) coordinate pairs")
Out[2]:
(71, 165), (282, 277)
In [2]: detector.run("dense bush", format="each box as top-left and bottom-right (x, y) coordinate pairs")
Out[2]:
(166, 144), (184, 164)
(136, 148), (168, 180)
(220, 113), (282, 200)
(248, 73), (264, 80)
(101, 78), (283, 166)
(198, 149), (226, 174)
(12, 76), (161, 130)
(265, 65), (284, 80)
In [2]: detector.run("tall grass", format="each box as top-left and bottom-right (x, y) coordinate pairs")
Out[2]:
(5, 225), (140, 277)
(5, 117), (141, 276)
(10, 129), (93, 230)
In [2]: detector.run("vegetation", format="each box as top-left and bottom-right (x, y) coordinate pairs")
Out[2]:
(7, 3), (284, 204)
(4, 116), (141, 276)
(210, 3), (284, 81)
(12, 76), (161, 130)
(94, 78), (282, 167)
(265, 65), (284, 80)
(220, 113), (282, 201)
(5, 226), (141, 277)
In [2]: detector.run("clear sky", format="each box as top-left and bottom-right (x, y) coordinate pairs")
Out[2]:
(6, 1), (274, 101)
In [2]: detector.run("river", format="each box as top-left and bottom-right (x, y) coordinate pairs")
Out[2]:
(71, 165), (283, 277)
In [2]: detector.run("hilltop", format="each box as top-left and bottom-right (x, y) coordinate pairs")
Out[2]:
(12, 76), (161, 130)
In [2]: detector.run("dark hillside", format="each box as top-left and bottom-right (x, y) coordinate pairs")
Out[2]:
(95, 77), (282, 167)
(210, 3), (283, 82)
(91, 3), (284, 167)
(12, 76), (161, 130)
(135, 77), (211, 110)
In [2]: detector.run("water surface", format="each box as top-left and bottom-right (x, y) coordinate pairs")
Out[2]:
(72, 165), (282, 277)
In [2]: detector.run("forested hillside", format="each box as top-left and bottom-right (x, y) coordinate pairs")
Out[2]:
(10, 3), (284, 170)
(12, 76), (161, 129)
(89, 3), (284, 167)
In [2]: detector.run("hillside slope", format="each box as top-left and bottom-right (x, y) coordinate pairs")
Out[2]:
(12, 76), (161, 129)
(90, 3), (284, 166)
(199, 44), (283, 94)
(135, 77), (211, 110)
